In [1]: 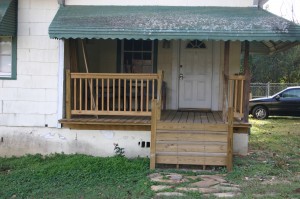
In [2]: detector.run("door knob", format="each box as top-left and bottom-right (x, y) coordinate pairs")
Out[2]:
(179, 73), (184, 80)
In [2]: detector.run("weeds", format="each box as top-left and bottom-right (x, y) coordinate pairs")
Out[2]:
(113, 143), (125, 157)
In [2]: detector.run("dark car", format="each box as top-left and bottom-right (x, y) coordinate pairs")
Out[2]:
(249, 86), (300, 119)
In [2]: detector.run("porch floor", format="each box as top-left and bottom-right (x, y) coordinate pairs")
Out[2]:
(60, 110), (249, 130)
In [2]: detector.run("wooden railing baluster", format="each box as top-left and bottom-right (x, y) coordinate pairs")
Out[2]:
(124, 79), (126, 111)
(152, 79), (155, 100)
(146, 79), (149, 112)
(68, 72), (163, 117)
(141, 79), (144, 111)
(228, 75), (245, 120)
(96, 79), (98, 111)
(79, 78), (82, 111)
(135, 79), (138, 112)
(113, 79), (115, 111)
(129, 79), (132, 111)
(74, 78), (77, 111)
(90, 78), (93, 110)
(107, 78), (110, 111)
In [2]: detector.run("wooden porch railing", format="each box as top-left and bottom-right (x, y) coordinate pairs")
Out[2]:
(228, 75), (245, 119)
(65, 70), (163, 118)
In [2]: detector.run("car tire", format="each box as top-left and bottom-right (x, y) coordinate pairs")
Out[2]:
(252, 106), (268, 120)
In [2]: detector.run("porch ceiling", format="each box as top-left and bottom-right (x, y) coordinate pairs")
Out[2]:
(0, 0), (17, 36)
(49, 6), (300, 42)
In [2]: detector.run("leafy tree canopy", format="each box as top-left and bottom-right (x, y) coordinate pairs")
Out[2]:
(248, 45), (300, 83)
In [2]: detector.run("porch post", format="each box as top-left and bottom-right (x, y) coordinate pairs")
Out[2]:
(66, 69), (71, 119)
(150, 99), (158, 169)
(222, 41), (230, 121)
(157, 70), (164, 120)
(227, 107), (234, 172)
(243, 41), (250, 123)
(57, 40), (64, 128)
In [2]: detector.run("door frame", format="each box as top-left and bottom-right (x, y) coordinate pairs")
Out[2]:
(177, 40), (213, 110)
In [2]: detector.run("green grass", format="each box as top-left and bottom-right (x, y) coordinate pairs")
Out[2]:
(226, 117), (300, 199)
(0, 117), (299, 198)
(0, 154), (153, 198)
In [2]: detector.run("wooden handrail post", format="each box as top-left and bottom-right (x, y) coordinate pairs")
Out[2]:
(66, 69), (71, 119)
(157, 70), (163, 120)
(150, 99), (158, 169)
(227, 107), (234, 172)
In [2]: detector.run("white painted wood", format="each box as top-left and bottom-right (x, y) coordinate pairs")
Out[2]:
(57, 40), (64, 128)
(211, 41), (221, 111)
(171, 40), (180, 110)
(65, 0), (254, 7)
(178, 40), (213, 109)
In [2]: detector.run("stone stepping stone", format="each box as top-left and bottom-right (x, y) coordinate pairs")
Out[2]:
(211, 184), (241, 192)
(208, 192), (241, 198)
(151, 185), (172, 192)
(155, 192), (185, 197)
(199, 174), (227, 183)
(177, 187), (219, 194)
(149, 173), (187, 184)
(190, 179), (220, 188)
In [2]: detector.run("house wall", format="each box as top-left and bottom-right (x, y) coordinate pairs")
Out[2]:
(0, 0), (59, 128)
(157, 41), (173, 109)
(0, 127), (150, 158)
(65, 0), (255, 7)
(0, 0), (248, 158)
(75, 39), (117, 73)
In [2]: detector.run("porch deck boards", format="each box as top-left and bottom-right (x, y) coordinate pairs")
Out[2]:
(60, 110), (225, 127)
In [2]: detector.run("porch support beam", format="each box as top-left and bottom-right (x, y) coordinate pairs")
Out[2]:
(222, 41), (230, 121)
(66, 69), (71, 119)
(243, 41), (250, 123)
(57, 40), (65, 128)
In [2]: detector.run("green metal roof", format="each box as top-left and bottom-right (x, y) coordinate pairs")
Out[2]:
(0, 0), (17, 36)
(49, 6), (300, 41)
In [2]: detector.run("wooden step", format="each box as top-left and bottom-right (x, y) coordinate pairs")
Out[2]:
(156, 141), (227, 153)
(156, 155), (227, 166)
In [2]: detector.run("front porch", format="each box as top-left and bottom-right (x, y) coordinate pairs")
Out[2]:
(59, 71), (248, 171)
(60, 71), (247, 130)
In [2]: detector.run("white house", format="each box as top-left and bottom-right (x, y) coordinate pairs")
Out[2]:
(0, 0), (299, 170)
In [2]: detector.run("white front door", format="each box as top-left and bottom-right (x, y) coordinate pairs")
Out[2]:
(178, 40), (213, 109)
